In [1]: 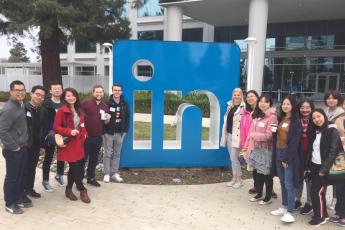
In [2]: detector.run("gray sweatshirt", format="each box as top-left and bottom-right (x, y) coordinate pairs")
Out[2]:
(0, 98), (28, 150)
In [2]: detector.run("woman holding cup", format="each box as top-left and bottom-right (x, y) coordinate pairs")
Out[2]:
(221, 88), (246, 189)
(244, 94), (277, 204)
(270, 96), (301, 223)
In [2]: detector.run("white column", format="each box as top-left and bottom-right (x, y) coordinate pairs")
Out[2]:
(165, 6), (183, 41)
(247, 0), (269, 95)
(128, 2), (138, 39)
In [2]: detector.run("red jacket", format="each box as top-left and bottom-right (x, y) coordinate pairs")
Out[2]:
(54, 105), (88, 162)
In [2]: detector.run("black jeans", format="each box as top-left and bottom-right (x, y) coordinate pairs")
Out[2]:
(310, 163), (328, 220)
(335, 180), (345, 218)
(67, 160), (86, 191)
(256, 173), (273, 201)
(42, 142), (65, 181)
(2, 148), (27, 206)
(83, 136), (102, 179)
(24, 141), (40, 192)
(253, 169), (258, 188)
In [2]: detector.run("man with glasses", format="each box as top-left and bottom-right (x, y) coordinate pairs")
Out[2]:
(0, 80), (29, 214)
(103, 84), (129, 183)
(23, 85), (48, 199)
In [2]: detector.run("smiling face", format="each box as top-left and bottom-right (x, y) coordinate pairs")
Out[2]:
(30, 89), (45, 107)
(112, 86), (122, 100)
(64, 91), (77, 105)
(50, 84), (63, 98)
(282, 98), (292, 114)
(232, 90), (242, 105)
(93, 87), (104, 101)
(258, 97), (270, 112)
(312, 111), (325, 127)
(246, 92), (258, 109)
(326, 94), (338, 109)
(10, 83), (26, 102)
(300, 102), (312, 118)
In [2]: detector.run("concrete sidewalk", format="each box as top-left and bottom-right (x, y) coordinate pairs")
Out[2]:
(0, 148), (336, 230)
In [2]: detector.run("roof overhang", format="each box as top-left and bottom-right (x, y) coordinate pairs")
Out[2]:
(160, 0), (345, 26)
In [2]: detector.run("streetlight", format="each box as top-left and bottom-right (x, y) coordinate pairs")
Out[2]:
(102, 42), (113, 95)
(244, 37), (257, 92)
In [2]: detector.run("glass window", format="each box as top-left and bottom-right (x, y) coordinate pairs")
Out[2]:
(182, 28), (203, 42)
(61, 66), (68, 76)
(138, 30), (163, 40)
(75, 66), (96, 76)
(138, 0), (164, 17)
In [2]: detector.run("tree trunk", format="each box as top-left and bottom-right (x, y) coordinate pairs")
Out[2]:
(40, 25), (62, 89)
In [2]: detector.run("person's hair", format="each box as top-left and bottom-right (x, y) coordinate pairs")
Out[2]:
(311, 108), (329, 131)
(92, 85), (104, 92)
(231, 87), (244, 104)
(112, 84), (123, 90)
(245, 90), (259, 112)
(31, 85), (46, 94)
(278, 95), (299, 121)
(298, 99), (315, 117)
(49, 82), (63, 89)
(324, 90), (343, 107)
(10, 80), (25, 90)
(252, 94), (273, 119)
(62, 88), (83, 115)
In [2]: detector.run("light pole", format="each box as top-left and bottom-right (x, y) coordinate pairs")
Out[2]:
(245, 37), (257, 92)
(102, 42), (113, 95)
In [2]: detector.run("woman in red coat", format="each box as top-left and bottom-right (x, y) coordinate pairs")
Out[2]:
(54, 88), (90, 203)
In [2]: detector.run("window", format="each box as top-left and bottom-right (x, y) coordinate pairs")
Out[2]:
(138, 30), (163, 40)
(61, 66), (68, 76)
(138, 0), (164, 17)
(182, 28), (203, 42)
(75, 37), (96, 53)
(75, 66), (96, 76)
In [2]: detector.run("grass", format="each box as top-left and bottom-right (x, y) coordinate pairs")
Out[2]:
(134, 121), (209, 140)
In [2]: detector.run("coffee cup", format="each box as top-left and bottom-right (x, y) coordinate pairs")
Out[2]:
(271, 123), (278, 133)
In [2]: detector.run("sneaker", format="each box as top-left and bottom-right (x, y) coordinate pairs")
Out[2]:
(308, 218), (326, 227)
(300, 203), (313, 215)
(5, 204), (24, 214)
(103, 174), (110, 183)
(280, 212), (295, 223)
(226, 180), (236, 187)
(329, 214), (341, 223)
(42, 181), (54, 192)
(232, 180), (243, 189)
(248, 187), (257, 194)
(249, 194), (263, 202)
(294, 200), (302, 210)
(337, 218), (345, 227)
(272, 191), (278, 199)
(55, 175), (65, 187)
(87, 178), (101, 187)
(16, 195), (33, 208)
(328, 198), (337, 210)
(111, 173), (124, 182)
(259, 200), (272, 205)
(271, 207), (287, 216)
(26, 190), (41, 199)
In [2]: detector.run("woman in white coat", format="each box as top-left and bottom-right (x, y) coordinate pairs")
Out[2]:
(221, 88), (246, 188)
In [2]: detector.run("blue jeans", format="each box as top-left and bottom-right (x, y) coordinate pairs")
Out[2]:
(276, 148), (295, 213)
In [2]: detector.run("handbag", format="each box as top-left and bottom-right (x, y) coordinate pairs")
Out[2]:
(328, 151), (345, 180)
(46, 130), (70, 148)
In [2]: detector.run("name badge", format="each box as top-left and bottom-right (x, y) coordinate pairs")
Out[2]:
(110, 107), (116, 112)
(55, 109), (58, 113)
(99, 109), (105, 114)
(80, 123), (85, 127)
(282, 123), (289, 128)
(26, 111), (32, 117)
(258, 122), (265, 128)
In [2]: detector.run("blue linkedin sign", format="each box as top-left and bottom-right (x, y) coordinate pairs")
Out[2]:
(114, 40), (240, 167)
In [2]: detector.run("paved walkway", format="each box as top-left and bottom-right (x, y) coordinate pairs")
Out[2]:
(0, 148), (337, 230)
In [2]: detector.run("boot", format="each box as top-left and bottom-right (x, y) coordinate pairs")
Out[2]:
(80, 189), (91, 203)
(65, 188), (78, 201)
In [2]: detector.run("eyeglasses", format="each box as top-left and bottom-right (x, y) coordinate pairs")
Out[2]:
(34, 92), (45, 98)
(12, 89), (26, 93)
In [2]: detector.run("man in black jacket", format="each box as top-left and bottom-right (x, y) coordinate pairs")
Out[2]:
(24, 85), (48, 199)
(102, 84), (129, 183)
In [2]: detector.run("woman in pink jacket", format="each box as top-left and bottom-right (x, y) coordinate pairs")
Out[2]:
(245, 94), (278, 205)
(240, 90), (259, 194)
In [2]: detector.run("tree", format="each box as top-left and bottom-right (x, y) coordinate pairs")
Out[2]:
(8, 42), (30, 62)
(0, 0), (146, 88)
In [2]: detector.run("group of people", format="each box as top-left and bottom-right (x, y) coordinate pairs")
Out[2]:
(0, 80), (129, 214)
(222, 88), (345, 227)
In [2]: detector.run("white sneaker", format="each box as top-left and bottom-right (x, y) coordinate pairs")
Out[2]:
(112, 173), (123, 182)
(226, 180), (237, 187)
(280, 212), (295, 223)
(103, 174), (110, 183)
(271, 207), (287, 216)
(232, 180), (243, 189)
(327, 198), (337, 210)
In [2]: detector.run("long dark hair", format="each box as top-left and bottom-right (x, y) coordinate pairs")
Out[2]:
(298, 99), (315, 118)
(62, 88), (83, 115)
(252, 94), (273, 119)
(278, 95), (299, 122)
(311, 108), (329, 132)
(245, 90), (259, 112)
